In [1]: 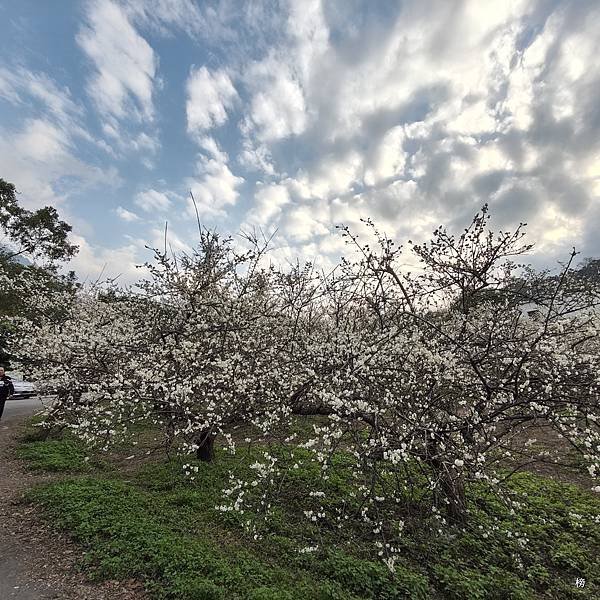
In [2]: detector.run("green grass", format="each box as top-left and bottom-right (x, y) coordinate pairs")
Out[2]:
(16, 425), (109, 472)
(17, 430), (600, 600)
(16, 438), (94, 472)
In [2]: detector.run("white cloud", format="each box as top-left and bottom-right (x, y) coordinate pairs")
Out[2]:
(0, 67), (101, 152)
(4, 0), (600, 282)
(244, 182), (291, 228)
(148, 225), (192, 255)
(99, 119), (159, 159)
(197, 136), (228, 163)
(115, 206), (141, 222)
(123, 0), (207, 39)
(184, 123), (244, 220)
(0, 65), (125, 253)
(238, 137), (275, 175)
(0, 68), (84, 128)
(132, 132), (160, 153)
(182, 64), (244, 223)
(363, 126), (407, 186)
(283, 205), (329, 242)
(302, 150), (364, 199)
(68, 232), (148, 284)
(286, 0), (329, 82)
(14, 119), (71, 163)
(187, 154), (244, 218)
(186, 66), (238, 134)
(0, 69), (21, 104)
(239, 1), (328, 145)
(77, 0), (157, 123)
(230, 0), (600, 267)
(244, 57), (307, 142)
(134, 189), (172, 212)
(0, 117), (121, 212)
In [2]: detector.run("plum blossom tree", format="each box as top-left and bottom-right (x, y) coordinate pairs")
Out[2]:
(9, 207), (600, 567)
(225, 208), (600, 553)
(10, 229), (303, 458)
(127, 229), (303, 461)
(8, 276), (142, 442)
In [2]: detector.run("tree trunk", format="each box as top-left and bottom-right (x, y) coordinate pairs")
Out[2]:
(437, 471), (467, 524)
(426, 438), (468, 524)
(195, 428), (215, 462)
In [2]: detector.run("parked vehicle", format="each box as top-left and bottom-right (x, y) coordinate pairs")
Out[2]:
(9, 377), (37, 399)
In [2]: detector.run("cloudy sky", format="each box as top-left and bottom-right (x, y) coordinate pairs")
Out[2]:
(1, 0), (599, 280)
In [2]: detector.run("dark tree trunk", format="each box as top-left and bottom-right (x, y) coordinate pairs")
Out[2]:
(437, 471), (467, 524)
(426, 438), (468, 525)
(195, 428), (215, 462)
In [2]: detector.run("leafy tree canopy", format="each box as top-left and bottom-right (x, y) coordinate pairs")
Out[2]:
(0, 177), (80, 367)
(0, 178), (78, 264)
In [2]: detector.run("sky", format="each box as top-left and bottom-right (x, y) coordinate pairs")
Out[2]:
(0, 0), (599, 282)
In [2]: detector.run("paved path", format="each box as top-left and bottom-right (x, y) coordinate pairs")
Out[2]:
(0, 408), (147, 599)
(3, 396), (50, 421)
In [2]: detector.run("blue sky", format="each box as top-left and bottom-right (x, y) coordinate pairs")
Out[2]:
(1, 0), (599, 281)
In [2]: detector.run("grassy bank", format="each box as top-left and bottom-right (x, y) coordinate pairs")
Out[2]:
(16, 426), (600, 599)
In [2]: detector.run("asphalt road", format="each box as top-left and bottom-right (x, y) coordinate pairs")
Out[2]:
(2, 397), (52, 422)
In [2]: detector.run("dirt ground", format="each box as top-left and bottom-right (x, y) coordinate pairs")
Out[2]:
(0, 413), (148, 600)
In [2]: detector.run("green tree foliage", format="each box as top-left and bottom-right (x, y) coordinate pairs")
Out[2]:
(0, 178), (78, 264)
(0, 177), (80, 367)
